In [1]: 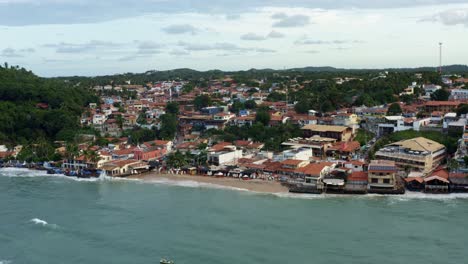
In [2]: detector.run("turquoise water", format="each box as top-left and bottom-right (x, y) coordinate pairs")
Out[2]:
(1, 168), (468, 264)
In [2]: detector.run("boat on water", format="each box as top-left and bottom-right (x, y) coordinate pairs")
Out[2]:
(160, 258), (175, 264)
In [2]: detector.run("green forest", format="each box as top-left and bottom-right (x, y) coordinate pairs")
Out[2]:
(0, 64), (98, 146)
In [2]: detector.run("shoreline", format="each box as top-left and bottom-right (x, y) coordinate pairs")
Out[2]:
(129, 172), (289, 194)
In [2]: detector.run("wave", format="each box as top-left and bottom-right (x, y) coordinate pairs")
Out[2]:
(272, 191), (468, 201)
(0, 260), (12, 264)
(145, 178), (250, 192)
(29, 218), (58, 229)
(0, 168), (136, 183)
(4, 168), (468, 201)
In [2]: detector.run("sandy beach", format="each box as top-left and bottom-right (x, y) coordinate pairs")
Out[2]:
(129, 172), (289, 193)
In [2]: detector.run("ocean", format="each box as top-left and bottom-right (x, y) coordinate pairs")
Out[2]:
(1, 168), (468, 264)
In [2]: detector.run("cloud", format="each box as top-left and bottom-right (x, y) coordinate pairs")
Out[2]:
(225, 14), (241, 20)
(435, 8), (468, 26)
(241, 30), (285, 41)
(295, 39), (362, 45)
(1, 47), (35, 57)
(267, 30), (285, 38)
(1, 48), (23, 57)
(1, 0), (467, 26)
(306, 50), (320, 54)
(272, 14), (310, 28)
(162, 24), (198, 34)
(255, 48), (276, 53)
(169, 50), (190, 56)
(241, 33), (266, 41)
(177, 41), (248, 52)
(44, 40), (123, 54)
(271, 12), (288, 20)
(136, 41), (163, 55)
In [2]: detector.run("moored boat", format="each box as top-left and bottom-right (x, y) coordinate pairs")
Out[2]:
(160, 258), (175, 264)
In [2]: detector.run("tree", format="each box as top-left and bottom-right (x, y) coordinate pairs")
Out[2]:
(431, 89), (450, 101)
(159, 114), (177, 140)
(255, 110), (270, 126)
(456, 104), (468, 117)
(194, 95), (212, 110)
(165, 101), (180, 115)
(244, 100), (257, 109)
(387, 103), (402, 116)
(166, 151), (188, 168)
(294, 100), (310, 114)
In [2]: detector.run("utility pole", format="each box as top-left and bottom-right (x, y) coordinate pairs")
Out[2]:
(439, 42), (443, 74)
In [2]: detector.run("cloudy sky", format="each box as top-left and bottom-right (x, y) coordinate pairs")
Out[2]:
(0, 0), (467, 77)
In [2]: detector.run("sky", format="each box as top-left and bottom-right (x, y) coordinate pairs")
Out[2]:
(0, 0), (467, 77)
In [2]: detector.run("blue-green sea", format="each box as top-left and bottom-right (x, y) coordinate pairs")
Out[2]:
(1, 168), (468, 264)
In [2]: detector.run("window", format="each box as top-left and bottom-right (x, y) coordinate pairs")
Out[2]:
(383, 179), (390, 184)
(372, 178), (378, 183)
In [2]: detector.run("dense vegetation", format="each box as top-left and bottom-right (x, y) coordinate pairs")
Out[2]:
(0, 65), (98, 148)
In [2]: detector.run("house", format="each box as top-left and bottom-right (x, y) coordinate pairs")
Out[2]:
(326, 141), (361, 160)
(101, 159), (149, 177)
(142, 140), (173, 153)
(367, 160), (404, 194)
(424, 169), (449, 193)
(281, 136), (336, 159)
(450, 89), (468, 100)
(207, 143), (243, 165)
(423, 84), (441, 98)
(404, 177), (425, 191)
(332, 113), (358, 127)
(289, 162), (336, 193)
(375, 137), (446, 175)
(343, 160), (366, 172)
(345, 171), (368, 194)
(449, 173), (468, 193)
(425, 101), (460, 114)
(93, 114), (106, 125)
(301, 124), (354, 142)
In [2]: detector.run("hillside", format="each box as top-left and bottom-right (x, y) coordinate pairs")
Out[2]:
(0, 64), (98, 147)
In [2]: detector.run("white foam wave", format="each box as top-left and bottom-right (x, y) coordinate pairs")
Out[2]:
(29, 218), (58, 229)
(272, 191), (468, 201)
(145, 178), (249, 192)
(0, 260), (12, 264)
(0, 168), (137, 183)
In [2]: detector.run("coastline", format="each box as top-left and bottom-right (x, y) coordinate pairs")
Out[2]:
(129, 172), (289, 194)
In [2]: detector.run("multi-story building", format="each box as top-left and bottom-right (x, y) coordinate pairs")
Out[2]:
(301, 125), (354, 142)
(375, 137), (446, 175)
(425, 101), (460, 114)
(367, 160), (401, 193)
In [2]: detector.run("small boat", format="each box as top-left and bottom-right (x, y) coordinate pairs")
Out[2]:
(160, 258), (175, 264)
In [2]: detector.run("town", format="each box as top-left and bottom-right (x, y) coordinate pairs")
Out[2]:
(2, 68), (468, 195)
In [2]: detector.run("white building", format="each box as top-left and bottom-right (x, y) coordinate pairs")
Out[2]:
(93, 114), (107, 125)
(279, 148), (314, 161)
(207, 146), (243, 166)
(450, 89), (468, 100)
(423, 84), (442, 98)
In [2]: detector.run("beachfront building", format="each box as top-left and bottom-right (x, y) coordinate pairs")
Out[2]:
(301, 124), (354, 142)
(367, 160), (402, 194)
(100, 159), (149, 177)
(207, 143), (243, 166)
(375, 137), (446, 175)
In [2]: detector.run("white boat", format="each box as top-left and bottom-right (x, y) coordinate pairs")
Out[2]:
(160, 258), (175, 264)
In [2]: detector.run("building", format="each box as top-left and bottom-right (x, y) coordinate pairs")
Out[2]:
(423, 84), (441, 98)
(367, 160), (403, 194)
(375, 137), (446, 175)
(450, 89), (468, 100)
(425, 101), (460, 114)
(301, 124), (354, 142)
(207, 143), (243, 165)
